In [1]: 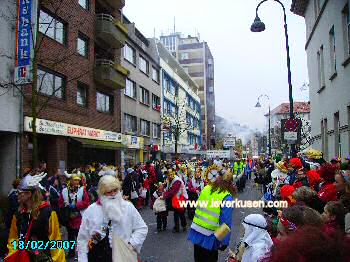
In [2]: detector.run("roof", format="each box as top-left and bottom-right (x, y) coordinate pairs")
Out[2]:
(290, 0), (309, 17)
(266, 102), (310, 116)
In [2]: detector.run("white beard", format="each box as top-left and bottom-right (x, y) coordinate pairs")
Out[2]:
(100, 192), (124, 223)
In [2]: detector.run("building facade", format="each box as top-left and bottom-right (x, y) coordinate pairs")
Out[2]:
(157, 42), (201, 159)
(21, 0), (129, 171)
(0, 0), (21, 194)
(120, 17), (161, 165)
(292, 0), (350, 160)
(160, 33), (215, 150)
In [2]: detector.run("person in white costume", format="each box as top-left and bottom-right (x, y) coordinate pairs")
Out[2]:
(77, 175), (148, 262)
(241, 214), (273, 262)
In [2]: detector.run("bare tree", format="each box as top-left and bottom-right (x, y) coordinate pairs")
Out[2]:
(161, 92), (200, 158)
(0, 0), (114, 167)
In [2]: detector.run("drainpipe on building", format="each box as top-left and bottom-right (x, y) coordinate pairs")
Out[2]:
(16, 86), (24, 177)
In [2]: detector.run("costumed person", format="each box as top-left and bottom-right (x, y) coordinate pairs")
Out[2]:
(48, 175), (60, 213)
(162, 169), (188, 233)
(286, 158), (303, 185)
(5, 173), (65, 262)
(188, 170), (236, 262)
(59, 171), (90, 258)
(151, 182), (168, 232)
(77, 175), (148, 262)
(145, 161), (158, 196)
(239, 214), (273, 262)
(317, 163), (338, 203)
(270, 161), (288, 197)
(322, 201), (345, 236)
(187, 168), (202, 220)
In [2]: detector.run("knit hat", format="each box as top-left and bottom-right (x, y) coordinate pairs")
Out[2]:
(289, 158), (303, 169)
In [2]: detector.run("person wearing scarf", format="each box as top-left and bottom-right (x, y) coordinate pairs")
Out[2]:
(241, 214), (273, 262)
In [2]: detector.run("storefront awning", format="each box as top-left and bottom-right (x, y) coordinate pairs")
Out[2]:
(72, 138), (126, 150)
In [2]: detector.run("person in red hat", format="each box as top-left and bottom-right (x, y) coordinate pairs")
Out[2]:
(317, 163), (338, 203)
(286, 158), (303, 185)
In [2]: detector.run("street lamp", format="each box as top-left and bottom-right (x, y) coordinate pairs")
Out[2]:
(251, 0), (296, 157)
(255, 94), (271, 157)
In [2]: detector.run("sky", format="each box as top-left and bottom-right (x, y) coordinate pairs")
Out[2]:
(123, 0), (309, 131)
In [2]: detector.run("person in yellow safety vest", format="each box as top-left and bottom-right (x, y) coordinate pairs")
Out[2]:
(233, 161), (239, 175)
(239, 160), (246, 175)
(188, 170), (236, 262)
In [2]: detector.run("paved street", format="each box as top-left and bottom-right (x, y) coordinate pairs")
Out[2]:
(139, 180), (262, 262)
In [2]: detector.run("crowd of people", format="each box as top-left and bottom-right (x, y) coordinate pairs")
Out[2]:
(0, 150), (350, 261)
(227, 150), (350, 262)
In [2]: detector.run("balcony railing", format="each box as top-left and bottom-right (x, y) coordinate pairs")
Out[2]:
(94, 59), (129, 89)
(96, 13), (128, 49)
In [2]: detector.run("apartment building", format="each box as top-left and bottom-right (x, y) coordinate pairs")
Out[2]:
(292, 0), (350, 160)
(120, 17), (161, 165)
(157, 42), (201, 160)
(20, 0), (129, 171)
(160, 33), (215, 150)
(0, 0), (20, 194)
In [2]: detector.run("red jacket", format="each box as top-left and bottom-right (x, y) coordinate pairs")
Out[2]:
(147, 165), (157, 185)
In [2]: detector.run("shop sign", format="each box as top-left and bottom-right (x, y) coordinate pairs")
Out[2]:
(206, 150), (230, 159)
(24, 117), (122, 142)
(122, 134), (144, 149)
(14, 0), (38, 84)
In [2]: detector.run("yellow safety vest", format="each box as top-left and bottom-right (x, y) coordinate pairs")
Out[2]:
(193, 185), (230, 232)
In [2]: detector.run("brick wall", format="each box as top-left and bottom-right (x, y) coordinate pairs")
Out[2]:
(22, 0), (124, 169)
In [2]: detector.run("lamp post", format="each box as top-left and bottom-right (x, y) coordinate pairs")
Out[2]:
(251, 0), (296, 157)
(255, 95), (271, 157)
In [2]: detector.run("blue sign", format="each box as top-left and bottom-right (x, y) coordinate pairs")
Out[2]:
(15, 0), (36, 84)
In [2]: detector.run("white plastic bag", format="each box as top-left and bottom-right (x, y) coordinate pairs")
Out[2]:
(139, 188), (147, 199)
(112, 234), (138, 262)
(153, 198), (166, 213)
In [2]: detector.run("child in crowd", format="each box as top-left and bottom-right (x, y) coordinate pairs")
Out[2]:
(152, 182), (168, 232)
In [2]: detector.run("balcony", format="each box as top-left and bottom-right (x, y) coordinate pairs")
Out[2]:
(96, 14), (128, 49)
(97, 0), (125, 10)
(94, 59), (130, 89)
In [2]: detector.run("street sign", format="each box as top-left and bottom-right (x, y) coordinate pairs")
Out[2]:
(281, 118), (302, 144)
(223, 137), (235, 147)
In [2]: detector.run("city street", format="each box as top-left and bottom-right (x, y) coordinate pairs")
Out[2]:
(139, 180), (261, 262)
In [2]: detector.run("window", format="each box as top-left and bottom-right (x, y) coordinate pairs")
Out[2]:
(124, 114), (137, 133)
(78, 0), (89, 9)
(140, 87), (150, 105)
(329, 26), (337, 74)
(139, 56), (149, 74)
(152, 67), (159, 82)
(37, 68), (64, 98)
(77, 33), (88, 57)
(77, 82), (87, 107)
(181, 53), (189, 60)
(317, 46), (325, 91)
(124, 44), (136, 64)
(125, 78), (137, 99)
(152, 94), (160, 110)
(334, 112), (340, 157)
(342, 4), (350, 56)
(140, 119), (150, 136)
(39, 10), (65, 44)
(96, 92), (112, 113)
(153, 123), (161, 139)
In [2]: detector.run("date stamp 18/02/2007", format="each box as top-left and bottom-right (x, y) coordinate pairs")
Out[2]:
(11, 240), (76, 250)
